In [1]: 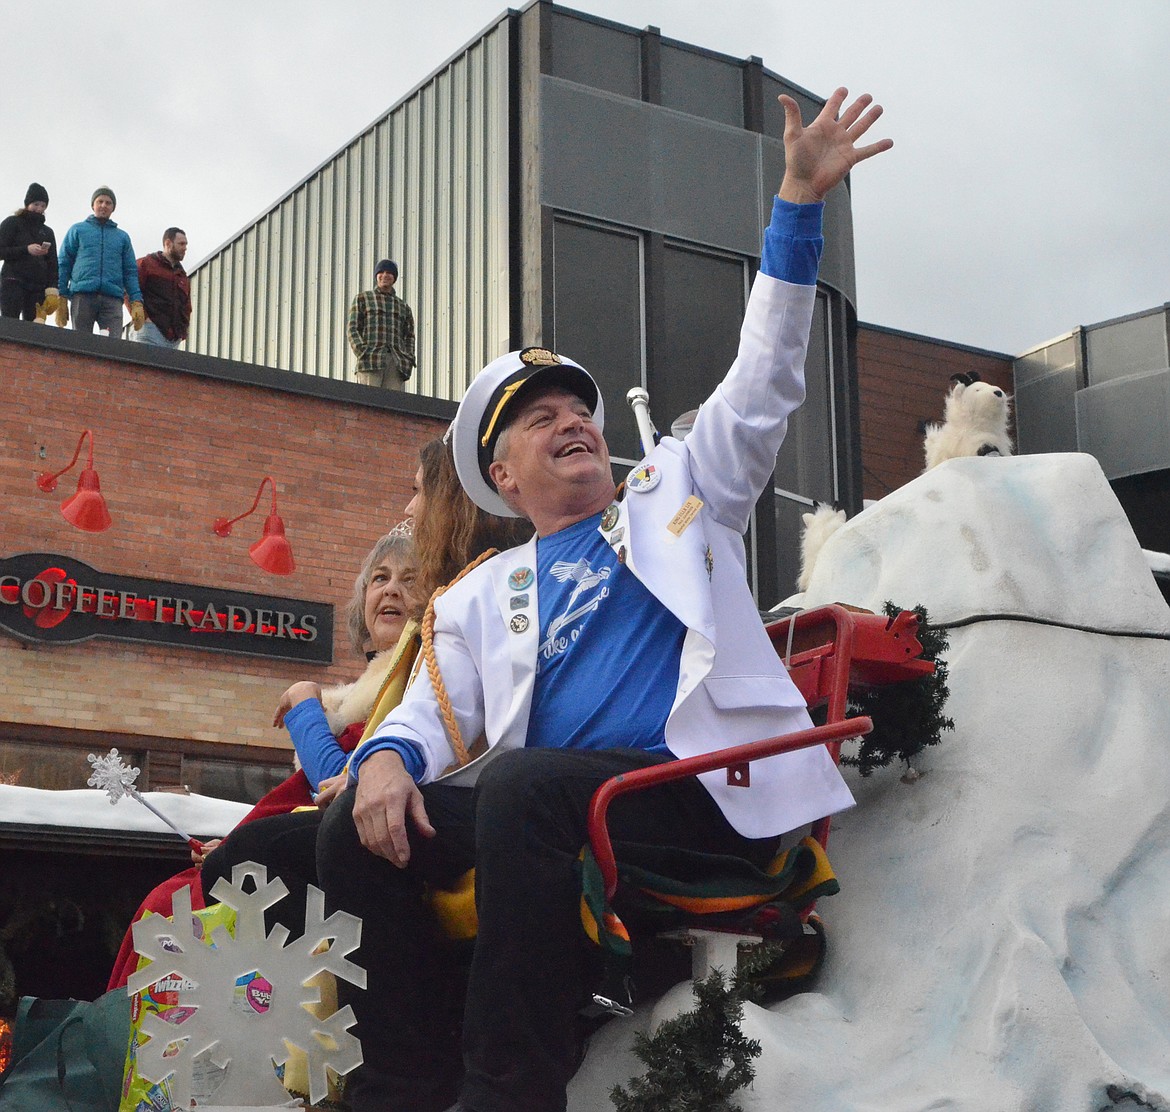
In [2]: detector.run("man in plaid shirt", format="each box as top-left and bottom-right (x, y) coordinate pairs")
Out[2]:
(347, 259), (416, 390)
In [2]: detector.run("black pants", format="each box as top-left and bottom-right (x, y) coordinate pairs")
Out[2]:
(0, 279), (39, 320)
(202, 807), (325, 938)
(314, 747), (779, 1112)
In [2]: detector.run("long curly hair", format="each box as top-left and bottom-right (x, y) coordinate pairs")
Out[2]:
(412, 437), (532, 616)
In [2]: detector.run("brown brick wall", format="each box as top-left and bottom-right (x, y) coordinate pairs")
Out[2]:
(856, 324), (1014, 502)
(1, 334), (448, 773)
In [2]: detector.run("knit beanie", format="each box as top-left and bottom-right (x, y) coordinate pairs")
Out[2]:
(24, 183), (49, 206)
(375, 259), (398, 279)
(91, 186), (117, 208)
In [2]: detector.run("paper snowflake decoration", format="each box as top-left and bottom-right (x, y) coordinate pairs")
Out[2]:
(86, 747), (140, 803)
(127, 861), (366, 1108)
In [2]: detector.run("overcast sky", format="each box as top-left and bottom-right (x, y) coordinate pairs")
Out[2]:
(3, 0), (1166, 355)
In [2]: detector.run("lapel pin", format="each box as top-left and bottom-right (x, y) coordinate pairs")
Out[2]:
(626, 463), (660, 493)
(508, 567), (534, 591)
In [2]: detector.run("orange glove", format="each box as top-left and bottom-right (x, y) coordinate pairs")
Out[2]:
(55, 298), (70, 328)
(129, 301), (146, 331)
(36, 288), (60, 322)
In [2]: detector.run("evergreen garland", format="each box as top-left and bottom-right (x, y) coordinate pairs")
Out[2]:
(610, 944), (781, 1112)
(841, 602), (954, 777)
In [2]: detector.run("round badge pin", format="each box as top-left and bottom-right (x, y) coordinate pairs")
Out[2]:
(509, 613), (530, 633)
(508, 567), (534, 591)
(627, 463), (660, 493)
(600, 504), (620, 531)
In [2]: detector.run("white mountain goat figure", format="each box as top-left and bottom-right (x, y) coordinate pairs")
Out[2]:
(923, 372), (1013, 471)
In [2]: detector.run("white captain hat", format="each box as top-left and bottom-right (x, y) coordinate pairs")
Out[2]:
(450, 346), (605, 518)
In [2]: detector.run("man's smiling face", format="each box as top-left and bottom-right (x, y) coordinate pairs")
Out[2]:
(488, 384), (613, 530)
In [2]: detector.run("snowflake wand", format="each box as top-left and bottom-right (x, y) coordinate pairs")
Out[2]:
(87, 748), (204, 854)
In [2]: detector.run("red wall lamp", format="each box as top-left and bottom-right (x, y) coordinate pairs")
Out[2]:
(35, 428), (112, 533)
(212, 476), (296, 576)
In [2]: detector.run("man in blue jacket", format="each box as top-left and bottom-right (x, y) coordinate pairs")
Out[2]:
(56, 187), (145, 336)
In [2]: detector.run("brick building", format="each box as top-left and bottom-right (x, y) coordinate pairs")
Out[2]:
(1, 322), (451, 797)
(0, 320), (454, 1001)
(855, 323), (1014, 502)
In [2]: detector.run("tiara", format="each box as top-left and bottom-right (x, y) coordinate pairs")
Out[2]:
(386, 518), (414, 539)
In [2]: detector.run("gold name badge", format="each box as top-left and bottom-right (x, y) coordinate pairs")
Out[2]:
(666, 495), (703, 538)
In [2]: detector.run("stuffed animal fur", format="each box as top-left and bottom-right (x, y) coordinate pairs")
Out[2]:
(798, 502), (847, 591)
(923, 372), (1013, 472)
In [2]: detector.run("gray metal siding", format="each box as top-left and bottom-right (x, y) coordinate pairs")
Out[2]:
(539, 76), (857, 306)
(1076, 368), (1170, 479)
(187, 21), (511, 400)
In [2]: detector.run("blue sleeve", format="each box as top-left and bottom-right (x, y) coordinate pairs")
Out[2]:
(284, 699), (348, 792)
(58, 227), (76, 296)
(123, 235), (143, 302)
(759, 196), (824, 286)
(351, 737), (427, 782)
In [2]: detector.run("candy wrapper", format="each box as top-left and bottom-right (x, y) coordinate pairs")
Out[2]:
(120, 902), (238, 1112)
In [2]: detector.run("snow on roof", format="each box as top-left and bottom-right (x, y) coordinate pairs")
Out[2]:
(1143, 548), (1170, 575)
(0, 784), (251, 838)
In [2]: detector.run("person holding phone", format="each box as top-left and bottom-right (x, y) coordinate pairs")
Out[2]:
(0, 183), (59, 322)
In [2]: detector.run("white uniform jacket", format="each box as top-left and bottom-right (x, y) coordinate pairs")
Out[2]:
(356, 271), (855, 839)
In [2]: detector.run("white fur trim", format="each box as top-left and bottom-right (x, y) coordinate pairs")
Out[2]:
(319, 649), (402, 736)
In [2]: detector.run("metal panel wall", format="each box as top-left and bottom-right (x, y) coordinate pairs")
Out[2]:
(1085, 308), (1169, 386)
(1076, 368), (1170, 480)
(540, 76), (857, 305)
(186, 20), (512, 400)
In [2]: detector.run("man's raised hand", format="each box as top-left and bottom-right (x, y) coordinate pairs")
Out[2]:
(778, 87), (892, 205)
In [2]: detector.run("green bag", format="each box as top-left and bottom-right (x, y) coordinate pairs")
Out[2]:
(0, 990), (130, 1111)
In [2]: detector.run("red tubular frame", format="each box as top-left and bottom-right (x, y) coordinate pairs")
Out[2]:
(585, 603), (936, 906)
(586, 715), (872, 902)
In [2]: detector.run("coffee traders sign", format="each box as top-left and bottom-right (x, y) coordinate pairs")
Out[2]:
(0, 553), (332, 663)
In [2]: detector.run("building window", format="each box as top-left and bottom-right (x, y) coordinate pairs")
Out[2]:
(0, 741), (144, 793)
(775, 292), (836, 504)
(183, 756), (292, 805)
(659, 44), (744, 128)
(656, 241), (748, 439)
(773, 292), (837, 598)
(551, 216), (646, 463)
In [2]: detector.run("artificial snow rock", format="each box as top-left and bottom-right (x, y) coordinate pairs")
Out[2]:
(799, 452), (1170, 633)
(127, 861), (365, 1108)
(570, 448), (1170, 1109)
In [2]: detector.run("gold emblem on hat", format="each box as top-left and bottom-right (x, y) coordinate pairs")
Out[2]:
(519, 347), (562, 367)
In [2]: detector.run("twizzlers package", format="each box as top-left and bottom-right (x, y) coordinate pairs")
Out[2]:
(119, 901), (237, 1112)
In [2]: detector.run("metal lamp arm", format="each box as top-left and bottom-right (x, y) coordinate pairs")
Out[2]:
(36, 428), (96, 492)
(213, 475), (278, 537)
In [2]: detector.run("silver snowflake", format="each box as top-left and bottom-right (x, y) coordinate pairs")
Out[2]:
(86, 747), (140, 803)
(127, 861), (366, 1108)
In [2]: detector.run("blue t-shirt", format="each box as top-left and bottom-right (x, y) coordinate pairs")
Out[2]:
(526, 512), (683, 753)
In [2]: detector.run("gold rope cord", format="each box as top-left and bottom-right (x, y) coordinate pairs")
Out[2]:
(421, 549), (499, 768)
